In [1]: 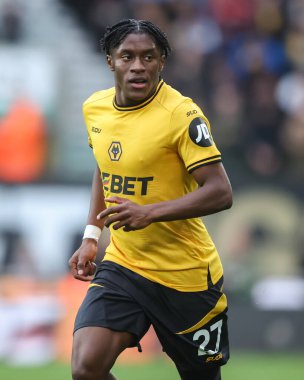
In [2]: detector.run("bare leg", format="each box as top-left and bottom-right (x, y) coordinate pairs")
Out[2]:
(72, 326), (135, 380)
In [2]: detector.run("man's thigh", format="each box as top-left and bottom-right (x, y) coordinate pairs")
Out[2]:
(74, 272), (151, 346)
(147, 279), (230, 380)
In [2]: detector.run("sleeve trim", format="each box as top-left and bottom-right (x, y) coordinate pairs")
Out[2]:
(187, 155), (221, 171)
(188, 159), (222, 173)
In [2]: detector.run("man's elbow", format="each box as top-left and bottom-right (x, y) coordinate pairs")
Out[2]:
(222, 193), (233, 210)
(219, 186), (233, 211)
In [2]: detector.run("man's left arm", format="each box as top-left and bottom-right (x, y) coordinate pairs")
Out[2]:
(97, 162), (232, 231)
(157, 162), (233, 219)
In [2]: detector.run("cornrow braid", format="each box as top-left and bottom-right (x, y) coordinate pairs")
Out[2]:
(100, 19), (171, 58)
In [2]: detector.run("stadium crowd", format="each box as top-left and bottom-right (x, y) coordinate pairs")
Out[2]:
(59, 0), (304, 195)
(0, 0), (303, 194)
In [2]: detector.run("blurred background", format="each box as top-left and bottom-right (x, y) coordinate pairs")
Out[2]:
(0, 0), (303, 378)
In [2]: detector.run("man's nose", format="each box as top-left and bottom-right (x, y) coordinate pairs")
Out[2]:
(131, 57), (145, 71)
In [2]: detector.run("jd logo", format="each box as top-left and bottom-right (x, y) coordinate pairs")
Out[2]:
(189, 118), (213, 147)
(108, 142), (122, 161)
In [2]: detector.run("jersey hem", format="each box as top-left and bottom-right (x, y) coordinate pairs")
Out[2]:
(102, 258), (223, 292)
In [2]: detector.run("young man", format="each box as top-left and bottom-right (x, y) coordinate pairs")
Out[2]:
(69, 19), (233, 380)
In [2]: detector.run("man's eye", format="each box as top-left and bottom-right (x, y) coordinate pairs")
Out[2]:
(145, 55), (153, 61)
(122, 55), (131, 61)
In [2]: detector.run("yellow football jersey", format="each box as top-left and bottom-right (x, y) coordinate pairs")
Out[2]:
(83, 80), (223, 291)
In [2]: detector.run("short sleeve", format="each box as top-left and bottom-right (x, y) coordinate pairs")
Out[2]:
(170, 100), (221, 173)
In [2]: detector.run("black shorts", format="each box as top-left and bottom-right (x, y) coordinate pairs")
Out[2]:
(74, 261), (229, 380)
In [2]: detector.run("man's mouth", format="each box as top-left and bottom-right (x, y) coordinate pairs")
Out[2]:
(129, 78), (147, 89)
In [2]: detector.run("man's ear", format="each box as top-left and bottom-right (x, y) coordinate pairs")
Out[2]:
(107, 55), (115, 71)
(159, 55), (166, 73)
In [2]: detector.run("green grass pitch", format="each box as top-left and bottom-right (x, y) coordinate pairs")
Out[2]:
(0, 352), (303, 379)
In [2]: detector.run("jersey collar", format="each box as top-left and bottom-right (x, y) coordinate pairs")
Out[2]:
(113, 80), (164, 111)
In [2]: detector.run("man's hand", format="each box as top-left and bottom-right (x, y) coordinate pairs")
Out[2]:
(68, 239), (98, 281)
(97, 196), (152, 232)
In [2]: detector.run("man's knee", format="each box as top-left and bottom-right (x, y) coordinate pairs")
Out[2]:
(71, 364), (95, 380)
(72, 341), (115, 380)
(72, 327), (133, 380)
(72, 361), (114, 380)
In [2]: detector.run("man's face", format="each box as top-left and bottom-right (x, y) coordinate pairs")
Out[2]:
(107, 33), (165, 106)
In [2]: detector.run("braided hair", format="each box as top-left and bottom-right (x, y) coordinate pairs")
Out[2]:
(101, 19), (171, 58)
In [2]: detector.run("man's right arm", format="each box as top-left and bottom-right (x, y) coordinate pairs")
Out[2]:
(69, 165), (106, 281)
(87, 166), (107, 227)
